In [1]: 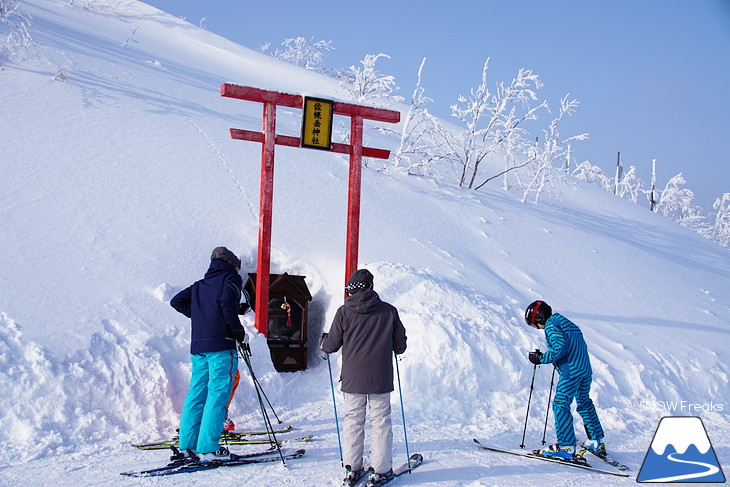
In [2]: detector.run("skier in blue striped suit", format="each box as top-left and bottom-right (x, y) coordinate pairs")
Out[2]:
(524, 300), (605, 461)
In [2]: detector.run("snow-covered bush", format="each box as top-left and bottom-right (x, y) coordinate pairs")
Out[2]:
(517, 95), (587, 203)
(271, 36), (333, 73)
(573, 160), (612, 192)
(0, 0), (34, 66)
(340, 53), (397, 103)
(436, 58), (547, 189)
(656, 173), (707, 231)
(707, 193), (730, 248)
(616, 165), (643, 203)
(389, 58), (440, 177)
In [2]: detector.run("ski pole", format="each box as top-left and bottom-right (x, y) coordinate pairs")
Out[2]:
(394, 353), (411, 472)
(541, 367), (556, 445)
(252, 372), (282, 424)
(238, 342), (285, 465)
(326, 353), (344, 466)
(520, 357), (538, 449)
(239, 341), (281, 424)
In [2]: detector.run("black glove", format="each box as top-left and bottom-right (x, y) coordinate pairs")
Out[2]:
(319, 332), (328, 348)
(528, 349), (542, 365)
(232, 327), (246, 343)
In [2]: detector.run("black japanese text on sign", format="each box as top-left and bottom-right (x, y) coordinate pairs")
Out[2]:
(301, 96), (334, 150)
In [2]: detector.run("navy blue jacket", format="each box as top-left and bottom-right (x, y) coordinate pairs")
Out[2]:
(170, 259), (244, 354)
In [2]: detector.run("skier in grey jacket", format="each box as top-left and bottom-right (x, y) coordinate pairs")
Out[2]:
(321, 269), (407, 486)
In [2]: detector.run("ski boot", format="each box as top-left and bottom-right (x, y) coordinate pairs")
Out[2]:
(169, 446), (198, 464)
(197, 446), (234, 462)
(366, 468), (394, 486)
(583, 438), (607, 456)
(533, 443), (585, 463)
(343, 465), (365, 486)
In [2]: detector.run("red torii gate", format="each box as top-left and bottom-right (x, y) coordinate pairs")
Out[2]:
(221, 84), (400, 335)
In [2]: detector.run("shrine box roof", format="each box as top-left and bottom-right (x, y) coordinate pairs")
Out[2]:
(244, 272), (312, 307)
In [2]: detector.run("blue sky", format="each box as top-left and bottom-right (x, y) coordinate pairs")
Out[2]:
(144, 0), (730, 211)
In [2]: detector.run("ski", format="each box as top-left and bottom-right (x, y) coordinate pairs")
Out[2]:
(133, 433), (311, 450)
(473, 439), (629, 478)
(131, 425), (293, 450)
(121, 445), (280, 477)
(226, 424), (293, 436)
(176, 444), (278, 460)
(220, 435), (313, 446)
(363, 453), (423, 487)
(120, 448), (305, 477)
(580, 442), (629, 471)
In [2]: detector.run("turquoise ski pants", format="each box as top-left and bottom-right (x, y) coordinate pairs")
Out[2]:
(178, 349), (238, 454)
(553, 374), (604, 447)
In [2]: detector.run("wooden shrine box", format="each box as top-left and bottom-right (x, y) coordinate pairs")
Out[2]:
(244, 273), (312, 372)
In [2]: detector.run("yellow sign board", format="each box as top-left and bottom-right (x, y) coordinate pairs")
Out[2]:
(301, 96), (334, 150)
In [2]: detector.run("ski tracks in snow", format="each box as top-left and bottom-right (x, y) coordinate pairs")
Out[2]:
(185, 115), (257, 222)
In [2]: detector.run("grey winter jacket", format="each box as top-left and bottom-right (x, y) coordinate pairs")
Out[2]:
(321, 289), (407, 394)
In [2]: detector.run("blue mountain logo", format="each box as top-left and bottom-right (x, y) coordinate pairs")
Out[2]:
(637, 416), (725, 483)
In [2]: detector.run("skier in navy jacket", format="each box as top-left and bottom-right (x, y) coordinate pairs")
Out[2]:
(525, 300), (605, 462)
(170, 247), (246, 461)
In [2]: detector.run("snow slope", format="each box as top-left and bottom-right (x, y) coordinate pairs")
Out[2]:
(0, 1), (728, 485)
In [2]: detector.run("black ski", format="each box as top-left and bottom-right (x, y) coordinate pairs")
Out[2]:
(363, 453), (424, 487)
(473, 439), (629, 478)
(131, 425), (294, 450)
(120, 448), (305, 477)
(580, 442), (629, 471)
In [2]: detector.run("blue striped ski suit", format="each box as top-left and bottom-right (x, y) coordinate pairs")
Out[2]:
(540, 313), (604, 447)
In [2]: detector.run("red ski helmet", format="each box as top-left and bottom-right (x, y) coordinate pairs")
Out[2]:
(525, 300), (552, 328)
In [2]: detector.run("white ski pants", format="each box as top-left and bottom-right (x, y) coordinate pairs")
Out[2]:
(342, 392), (393, 474)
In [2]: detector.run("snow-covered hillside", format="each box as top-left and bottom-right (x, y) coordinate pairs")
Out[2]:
(1, 1), (728, 486)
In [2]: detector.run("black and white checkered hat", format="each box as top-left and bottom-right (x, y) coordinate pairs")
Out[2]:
(345, 269), (374, 295)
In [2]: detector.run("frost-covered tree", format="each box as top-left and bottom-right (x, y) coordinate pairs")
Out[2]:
(616, 165), (643, 203)
(656, 173), (706, 230)
(707, 193), (730, 248)
(436, 58), (547, 189)
(340, 53), (397, 103)
(518, 95), (587, 203)
(272, 36), (333, 73)
(63, 0), (105, 11)
(390, 57), (440, 176)
(572, 160), (613, 192)
(0, 0), (34, 67)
